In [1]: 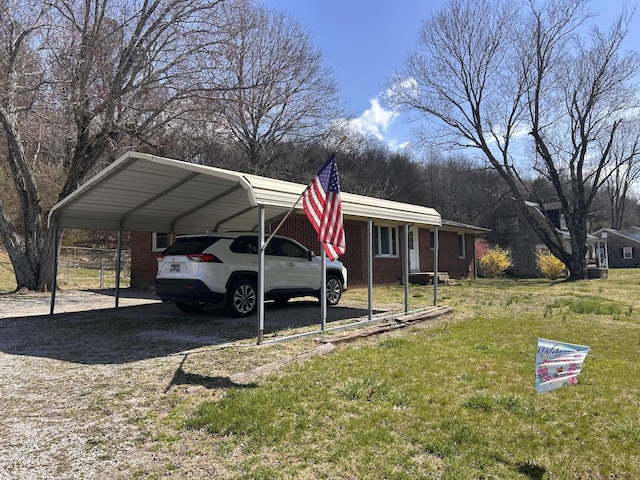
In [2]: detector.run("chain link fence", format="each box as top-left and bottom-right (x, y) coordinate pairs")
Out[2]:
(57, 246), (131, 289)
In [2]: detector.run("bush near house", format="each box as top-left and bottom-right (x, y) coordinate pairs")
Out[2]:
(536, 250), (566, 280)
(478, 246), (513, 278)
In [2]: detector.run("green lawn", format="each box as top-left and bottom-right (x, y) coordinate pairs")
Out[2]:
(185, 271), (640, 479)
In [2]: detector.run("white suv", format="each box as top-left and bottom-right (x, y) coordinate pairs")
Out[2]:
(155, 232), (347, 316)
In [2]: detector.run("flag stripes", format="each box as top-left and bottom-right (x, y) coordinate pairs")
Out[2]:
(302, 154), (346, 260)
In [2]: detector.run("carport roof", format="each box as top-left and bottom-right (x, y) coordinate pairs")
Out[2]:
(48, 151), (441, 234)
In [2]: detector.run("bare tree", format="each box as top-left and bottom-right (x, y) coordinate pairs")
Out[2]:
(0, 0), (52, 290)
(603, 120), (640, 229)
(0, 0), (226, 291)
(394, 0), (640, 279)
(200, 0), (342, 174)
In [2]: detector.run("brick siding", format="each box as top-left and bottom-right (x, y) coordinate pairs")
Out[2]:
(129, 215), (477, 288)
(130, 232), (161, 289)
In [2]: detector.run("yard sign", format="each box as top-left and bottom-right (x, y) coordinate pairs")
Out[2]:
(535, 338), (590, 393)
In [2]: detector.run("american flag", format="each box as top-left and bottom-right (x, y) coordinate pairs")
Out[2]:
(302, 154), (346, 260)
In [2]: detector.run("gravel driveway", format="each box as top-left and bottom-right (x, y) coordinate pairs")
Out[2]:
(0, 289), (375, 479)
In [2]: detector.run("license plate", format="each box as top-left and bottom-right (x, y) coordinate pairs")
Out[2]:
(169, 264), (181, 272)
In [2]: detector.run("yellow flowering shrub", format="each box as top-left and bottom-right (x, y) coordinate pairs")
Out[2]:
(536, 251), (566, 280)
(479, 247), (513, 278)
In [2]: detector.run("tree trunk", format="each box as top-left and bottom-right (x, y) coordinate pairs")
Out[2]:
(567, 250), (589, 280)
(0, 201), (37, 290)
(38, 227), (61, 291)
(0, 208), (59, 291)
(567, 222), (589, 280)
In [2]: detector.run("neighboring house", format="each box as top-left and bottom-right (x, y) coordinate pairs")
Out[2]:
(130, 215), (488, 289)
(592, 228), (640, 268)
(485, 200), (608, 278)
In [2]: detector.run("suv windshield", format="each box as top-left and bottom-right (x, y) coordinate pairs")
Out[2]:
(162, 236), (220, 255)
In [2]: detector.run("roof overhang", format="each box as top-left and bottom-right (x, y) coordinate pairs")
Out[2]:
(49, 152), (441, 234)
(441, 219), (490, 235)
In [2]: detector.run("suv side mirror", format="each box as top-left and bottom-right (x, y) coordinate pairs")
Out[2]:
(308, 250), (314, 261)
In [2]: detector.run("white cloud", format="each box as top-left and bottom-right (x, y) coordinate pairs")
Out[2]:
(330, 85), (415, 152)
(387, 138), (411, 151)
(384, 76), (418, 106)
(348, 97), (398, 141)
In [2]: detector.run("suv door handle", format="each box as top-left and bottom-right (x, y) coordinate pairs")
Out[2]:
(287, 262), (295, 267)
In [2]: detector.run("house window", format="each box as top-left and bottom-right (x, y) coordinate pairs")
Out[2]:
(496, 216), (518, 234)
(374, 225), (399, 257)
(429, 230), (435, 250)
(153, 233), (170, 252)
(623, 246), (633, 259)
(458, 233), (466, 259)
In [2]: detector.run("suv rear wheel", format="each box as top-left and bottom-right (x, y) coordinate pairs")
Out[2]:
(228, 279), (257, 317)
(326, 276), (343, 306)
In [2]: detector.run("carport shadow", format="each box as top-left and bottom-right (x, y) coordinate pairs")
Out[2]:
(0, 299), (382, 365)
(0, 303), (239, 365)
(86, 287), (164, 300)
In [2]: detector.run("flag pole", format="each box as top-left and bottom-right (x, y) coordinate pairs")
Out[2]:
(263, 187), (308, 251)
(263, 150), (339, 251)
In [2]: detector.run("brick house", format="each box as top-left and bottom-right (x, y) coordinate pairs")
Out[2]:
(130, 215), (487, 289)
(592, 228), (640, 268)
(485, 199), (608, 277)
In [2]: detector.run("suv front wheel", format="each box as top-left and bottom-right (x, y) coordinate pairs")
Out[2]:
(228, 279), (257, 317)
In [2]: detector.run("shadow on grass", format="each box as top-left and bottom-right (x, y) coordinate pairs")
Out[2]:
(165, 353), (259, 393)
(517, 462), (546, 480)
(0, 295), (378, 365)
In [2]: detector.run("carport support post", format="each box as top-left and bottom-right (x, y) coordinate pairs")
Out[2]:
(115, 228), (123, 308)
(433, 227), (439, 306)
(321, 249), (327, 330)
(367, 218), (373, 321)
(404, 223), (409, 313)
(257, 205), (266, 344)
(50, 227), (60, 315)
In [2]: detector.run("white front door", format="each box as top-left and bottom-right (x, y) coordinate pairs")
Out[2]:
(409, 227), (420, 272)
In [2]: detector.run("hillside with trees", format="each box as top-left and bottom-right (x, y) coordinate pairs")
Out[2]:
(1, 0), (639, 290)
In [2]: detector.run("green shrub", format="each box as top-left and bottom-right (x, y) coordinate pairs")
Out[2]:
(478, 247), (513, 278)
(536, 250), (566, 279)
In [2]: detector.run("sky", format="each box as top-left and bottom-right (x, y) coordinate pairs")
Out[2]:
(261, 0), (639, 156)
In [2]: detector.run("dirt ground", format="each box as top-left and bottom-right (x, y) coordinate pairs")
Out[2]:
(0, 289), (383, 479)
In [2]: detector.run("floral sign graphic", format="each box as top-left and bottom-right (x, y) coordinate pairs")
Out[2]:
(535, 338), (590, 393)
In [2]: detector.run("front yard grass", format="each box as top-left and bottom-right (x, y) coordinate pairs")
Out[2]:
(184, 271), (640, 479)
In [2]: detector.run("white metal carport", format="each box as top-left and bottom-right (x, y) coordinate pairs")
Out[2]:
(48, 151), (442, 343)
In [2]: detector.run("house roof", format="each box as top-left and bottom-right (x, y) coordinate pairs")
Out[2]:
(522, 200), (607, 243)
(593, 228), (640, 246)
(48, 151), (442, 234)
(441, 219), (490, 235)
